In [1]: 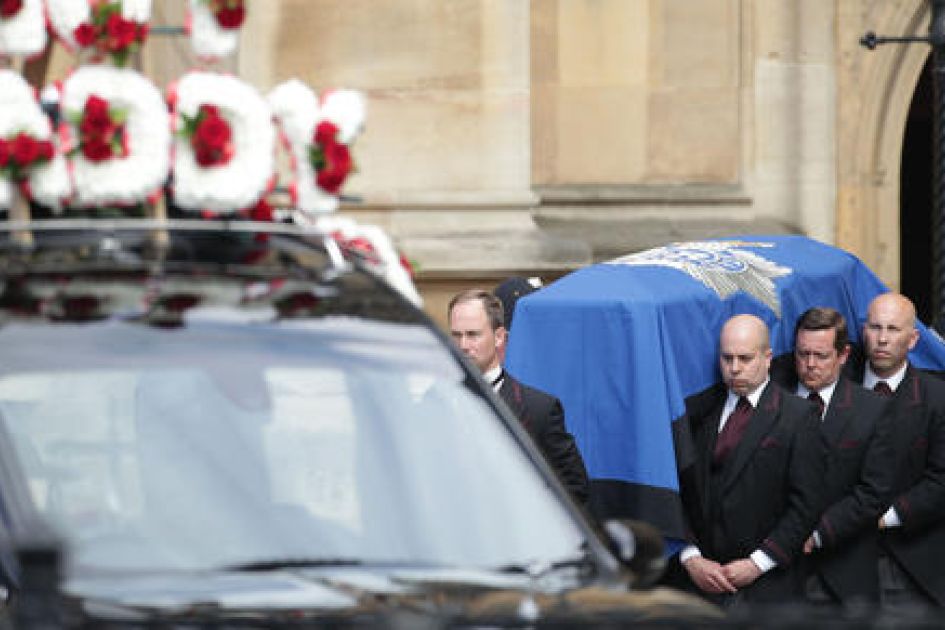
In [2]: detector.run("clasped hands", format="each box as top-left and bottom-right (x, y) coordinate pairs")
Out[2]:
(683, 556), (761, 594)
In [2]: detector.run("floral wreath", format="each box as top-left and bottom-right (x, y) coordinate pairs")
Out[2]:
(169, 71), (275, 213)
(60, 65), (170, 207)
(188, 0), (244, 60)
(47, 0), (151, 66)
(0, 0), (47, 57)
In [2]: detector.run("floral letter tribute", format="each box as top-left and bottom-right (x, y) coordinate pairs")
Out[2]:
(268, 80), (364, 216)
(61, 65), (170, 207)
(169, 71), (274, 213)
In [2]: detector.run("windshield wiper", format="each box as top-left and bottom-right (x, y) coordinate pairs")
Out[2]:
(222, 558), (363, 572)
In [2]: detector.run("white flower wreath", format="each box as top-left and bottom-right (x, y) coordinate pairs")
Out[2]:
(170, 71), (275, 213)
(60, 65), (170, 207)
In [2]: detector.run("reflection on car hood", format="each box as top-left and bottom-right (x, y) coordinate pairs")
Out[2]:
(64, 567), (722, 626)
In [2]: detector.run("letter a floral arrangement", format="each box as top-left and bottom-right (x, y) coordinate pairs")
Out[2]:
(0, 0), (419, 304)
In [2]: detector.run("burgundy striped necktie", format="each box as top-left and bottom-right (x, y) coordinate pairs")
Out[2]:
(808, 390), (825, 417)
(713, 396), (752, 465)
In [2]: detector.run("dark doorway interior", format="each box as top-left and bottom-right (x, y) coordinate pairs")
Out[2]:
(901, 55), (933, 324)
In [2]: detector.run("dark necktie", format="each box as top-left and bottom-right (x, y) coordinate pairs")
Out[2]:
(807, 390), (825, 417)
(713, 396), (752, 465)
(873, 381), (893, 397)
(491, 370), (505, 388)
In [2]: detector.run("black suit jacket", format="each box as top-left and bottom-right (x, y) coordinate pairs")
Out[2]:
(498, 372), (590, 506)
(771, 364), (895, 603)
(846, 361), (945, 605)
(673, 380), (827, 602)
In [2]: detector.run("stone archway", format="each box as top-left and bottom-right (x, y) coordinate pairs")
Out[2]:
(837, 1), (929, 288)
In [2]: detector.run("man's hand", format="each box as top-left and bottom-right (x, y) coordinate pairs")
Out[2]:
(683, 556), (738, 594)
(721, 558), (762, 588)
(803, 535), (815, 554)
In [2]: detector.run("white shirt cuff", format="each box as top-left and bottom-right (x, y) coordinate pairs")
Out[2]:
(812, 530), (822, 548)
(750, 550), (776, 573)
(679, 545), (702, 564)
(882, 506), (902, 528)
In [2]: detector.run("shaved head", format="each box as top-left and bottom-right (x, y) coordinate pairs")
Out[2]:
(719, 314), (772, 396)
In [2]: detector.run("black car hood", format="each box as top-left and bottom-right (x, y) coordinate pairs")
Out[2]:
(62, 566), (722, 626)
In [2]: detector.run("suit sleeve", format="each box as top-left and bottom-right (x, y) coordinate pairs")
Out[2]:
(894, 403), (945, 534)
(760, 405), (828, 565)
(535, 397), (591, 506)
(818, 402), (896, 548)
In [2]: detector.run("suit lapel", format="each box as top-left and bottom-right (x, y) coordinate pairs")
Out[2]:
(822, 378), (855, 445)
(722, 382), (780, 491)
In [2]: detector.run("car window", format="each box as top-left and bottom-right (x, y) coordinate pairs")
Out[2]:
(0, 314), (586, 575)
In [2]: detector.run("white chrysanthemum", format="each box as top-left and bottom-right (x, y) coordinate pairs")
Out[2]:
(121, 0), (152, 23)
(188, 0), (239, 59)
(171, 71), (275, 213)
(319, 89), (366, 144)
(268, 80), (365, 217)
(46, 0), (151, 51)
(0, 71), (71, 209)
(45, 0), (90, 51)
(61, 66), (170, 207)
(308, 216), (422, 307)
(0, 0), (46, 57)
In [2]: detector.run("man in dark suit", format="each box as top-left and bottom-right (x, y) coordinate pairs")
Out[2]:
(673, 314), (826, 605)
(771, 307), (894, 605)
(447, 289), (589, 505)
(845, 292), (945, 609)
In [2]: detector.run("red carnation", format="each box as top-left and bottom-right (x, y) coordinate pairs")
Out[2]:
(316, 142), (353, 194)
(36, 140), (54, 161)
(81, 136), (114, 162)
(0, 0), (22, 19)
(80, 103), (115, 137)
(0, 139), (9, 167)
(104, 13), (138, 52)
(313, 121), (339, 147)
(191, 104), (234, 167)
(215, 5), (245, 29)
(74, 22), (97, 46)
(11, 133), (40, 166)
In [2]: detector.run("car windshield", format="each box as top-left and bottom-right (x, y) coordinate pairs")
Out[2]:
(0, 237), (585, 577)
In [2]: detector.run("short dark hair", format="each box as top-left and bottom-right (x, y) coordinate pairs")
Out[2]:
(794, 307), (848, 352)
(448, 289), (504, 331)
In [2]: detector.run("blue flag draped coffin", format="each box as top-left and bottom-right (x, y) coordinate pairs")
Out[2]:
(505, 235), (945, 545)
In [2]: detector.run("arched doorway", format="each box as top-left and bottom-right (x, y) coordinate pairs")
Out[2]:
(901, 55), (933, 324)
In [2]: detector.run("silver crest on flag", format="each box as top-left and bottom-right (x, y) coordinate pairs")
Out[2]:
(608, 241), (792, 316)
